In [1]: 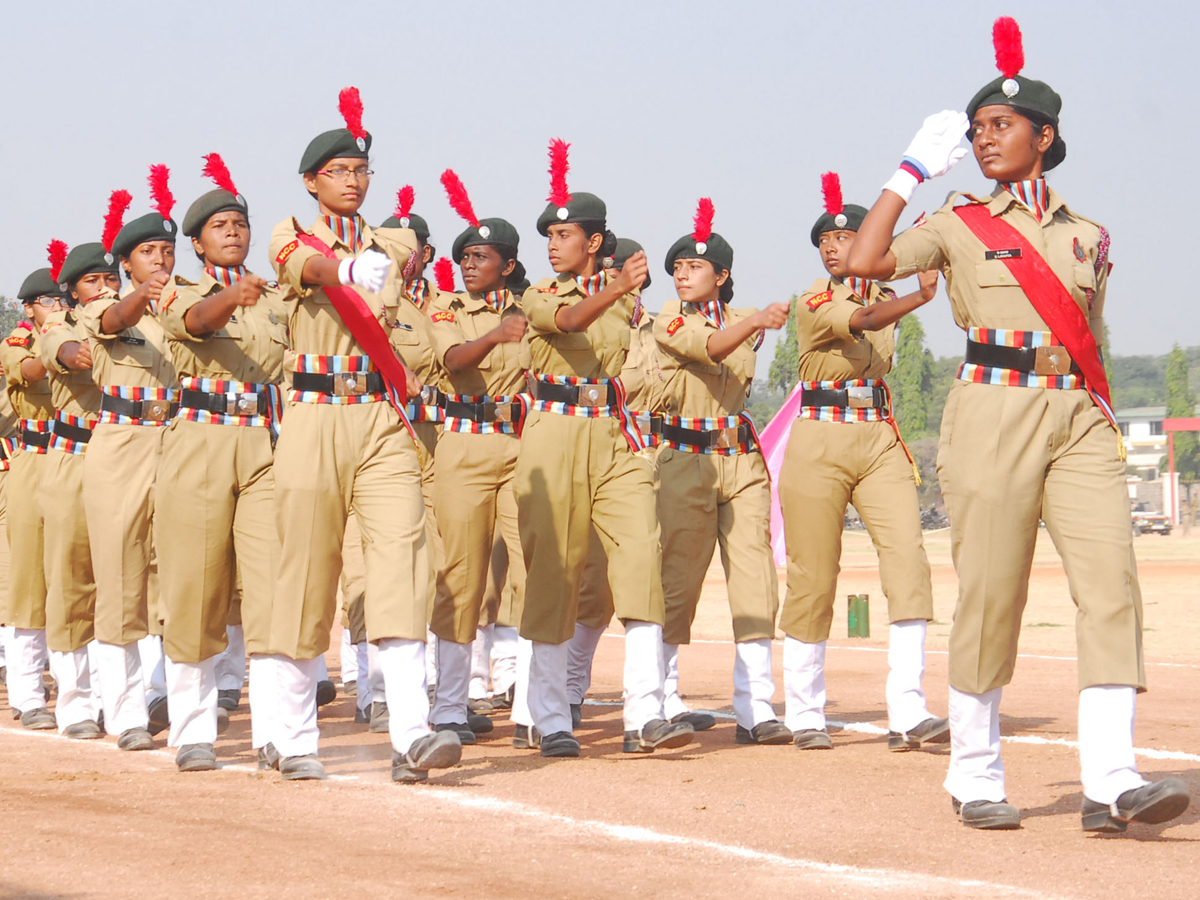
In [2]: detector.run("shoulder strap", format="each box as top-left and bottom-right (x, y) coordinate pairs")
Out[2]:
(953, 204), (1112, 412)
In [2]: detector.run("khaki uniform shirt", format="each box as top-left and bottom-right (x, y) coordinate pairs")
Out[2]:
(159, 271), (288, 384)
(386, 290), (443, 392)
(653, 301), (758, 419)
(268, 216), (416, 360)
(521, 273), (637, 380)
(621, 312), (662, 413)
(795, 278), (896, 382)
(0, 387), (17, 441)
(889, 184), (1106, 339)
(427, 290), (530, 398)
(80, 285), (179, 389)
(40, 310), (101, 419)
(1, 325), (54, 420)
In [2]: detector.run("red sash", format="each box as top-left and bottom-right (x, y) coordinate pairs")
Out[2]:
(292, 232), (413, 436)
(953, 204), (1113, 414)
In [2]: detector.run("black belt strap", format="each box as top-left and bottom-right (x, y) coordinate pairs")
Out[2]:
(100, 394), (179, 421)
(800, 386), (888, 409)
(444, 398), (520, 424)
(19, 428), (50, 449)
(965, 340), (1081, 375)
(660, 422), (753, 449)
(292, 370), (387, 395)
(532, 380), (616, 407)
(180, 389), (270, 417)
(54, 421), (94, 443)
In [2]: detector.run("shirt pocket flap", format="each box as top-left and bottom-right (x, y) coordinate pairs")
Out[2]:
(975, 259), (1017, 287)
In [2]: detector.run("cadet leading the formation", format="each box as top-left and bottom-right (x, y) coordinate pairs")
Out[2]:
(847, 17), (1189, 831)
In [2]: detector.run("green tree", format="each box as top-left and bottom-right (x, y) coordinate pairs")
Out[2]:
(1164, 344), (1200, 482)
(890, 314), (933, 440)
(0, 296), (23, 339)
(767, 294), (799, 394)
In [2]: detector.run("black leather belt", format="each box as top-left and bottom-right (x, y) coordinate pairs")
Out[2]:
(54, 421), (94, 444)
(100, 394), (178, 422)
(18, 428), (50, 449)
(532, 380), (616, 407)
(292, 370), (386, 396)
(661, 422), (753, 450)
(180, 389), (270, 417)
(444, 398), (520, 424)
(965, 340), (1080, 376)
(801, 385), (887, 409)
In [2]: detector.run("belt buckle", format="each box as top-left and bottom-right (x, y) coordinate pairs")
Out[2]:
(225, 392), (259, 416)
(333, 372), (368, 396)
(141, 398), (170, 422)
(493, 402), (513, 424)
(1034, 345), (1072, 376)
(577, 384), (606, 408)
(635, 413), (653, 434)
(419, 385), (438, 406)
(714, 426), (741, 450)
(846, 385), (874, 409)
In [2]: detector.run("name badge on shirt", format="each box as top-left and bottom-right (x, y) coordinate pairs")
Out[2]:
(119, 336), (146, 345)
(984, 249), (1022, 260)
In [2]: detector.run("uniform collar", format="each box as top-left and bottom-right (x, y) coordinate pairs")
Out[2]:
(460, 289), (512, 312)
(985, 181), (1065, 223)
(556, 269), (610, 297)
(204, 265), (248, 292)
(311, 215), (373, 253)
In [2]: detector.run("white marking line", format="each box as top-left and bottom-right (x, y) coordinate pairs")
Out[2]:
(422, 791), (1062, 900)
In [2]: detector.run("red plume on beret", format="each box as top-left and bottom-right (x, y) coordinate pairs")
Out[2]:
(993, 16), (1024, 79)
(821, 172), (844, 216)
(394, 185), (415, 221)
(434, 257), (456, 293)
(149, 164), (175, 220)
(102, 190), (133, 253)
(440, 170), (479, 228)
(692, 198), (714, 244)
(202, 153), (239, 196)
(47, 240), (68, 283)
(547, 138), (572, 207)
(339, 87), (367, 140)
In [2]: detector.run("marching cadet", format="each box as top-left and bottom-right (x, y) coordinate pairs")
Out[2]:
(266, 87), (460, 783)
(2, 255), (62, 729)
(779, 172), (947, 753)
(847, 18), (1189, 831)
(565, 238), (661, 729)
(654, 201), (791, 744)
(515, 138), (693, 757)
(82, 179), (180, 751)
(155, 154), (288, 772)
(426, 169), (529, 744)
(38, 236), (121, 740)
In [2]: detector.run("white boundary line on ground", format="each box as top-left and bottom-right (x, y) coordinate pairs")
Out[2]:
(0, 723), (1065, 900)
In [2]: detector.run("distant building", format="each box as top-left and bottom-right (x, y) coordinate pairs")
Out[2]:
(1116, 406), (1169, 478)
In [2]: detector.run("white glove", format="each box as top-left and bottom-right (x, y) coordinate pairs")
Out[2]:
(337, 249), (391, 294)
(882, 110), (971, 203)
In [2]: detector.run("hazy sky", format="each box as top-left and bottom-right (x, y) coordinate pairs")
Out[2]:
(5, 1), (1196, 375)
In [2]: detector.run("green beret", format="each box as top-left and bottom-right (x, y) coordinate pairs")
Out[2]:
(810, 204), (868, 247)
(182, 189), (248, 238)
(452, 217), (520, 263)
(112, 212), (178, 259)
(298, 128), (371, 175)
(663, 232), (734, 276)
(56, 242), (120, 289)
(966, 75), (1066, 171)
(380, 212), (429, 242)
(536, 191), (606, 236)
(613, 238), (650, 291)
(18, 268), (65, 301)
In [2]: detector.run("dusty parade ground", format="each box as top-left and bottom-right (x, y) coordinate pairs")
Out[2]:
(2, 529), (1198, 900)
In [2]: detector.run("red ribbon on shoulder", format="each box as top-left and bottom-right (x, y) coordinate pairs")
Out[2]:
(293, 231), (413, 437)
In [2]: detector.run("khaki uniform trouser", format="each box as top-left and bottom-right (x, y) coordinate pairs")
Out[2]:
(155, 420), (278, 663)
(658, 447), (779, 645)
(937, 382), (1144, 694)
(515, 411), (663, 645)
(272, 402), (429, 659)
(779, 418), (933, 643)
(5, 450), (47, 629)
(430, 431), (525, 644)
(84, 424), (164, 645)
(338, 421), (440, 644)
(40, 450), (95, 652)
(0, 471), (7, 621)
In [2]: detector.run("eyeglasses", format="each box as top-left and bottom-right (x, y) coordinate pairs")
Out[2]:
(28, 296), (64, 308)
(318, 167), (373, 182)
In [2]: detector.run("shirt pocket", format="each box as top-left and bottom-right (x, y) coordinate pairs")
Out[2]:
(108, 331), (157, 369)
(975, 259), (1018, 287)
(1072, 261), (1097, 292)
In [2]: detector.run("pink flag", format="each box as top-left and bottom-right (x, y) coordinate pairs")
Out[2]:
(760, 382), (805, 567)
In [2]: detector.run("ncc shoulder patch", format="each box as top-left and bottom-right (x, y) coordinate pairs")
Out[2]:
(805, 290), (833, 310)
(430, 310), (455, 324)
(41, 321), (63, 332)
(5, 334), (31, 348)
(161, 289), (178, 311)
(666, 316), (684, 336)
(275, 240), (299, 264)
